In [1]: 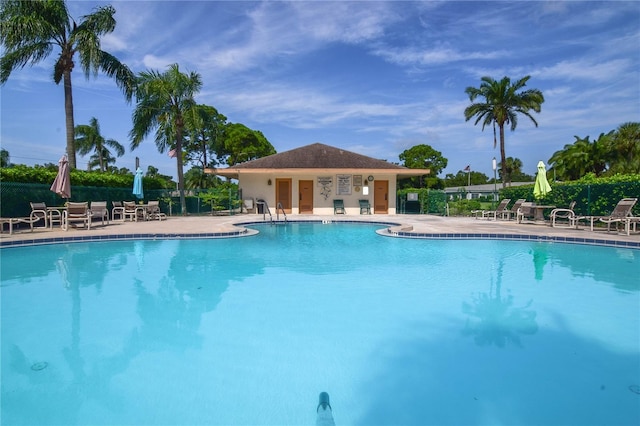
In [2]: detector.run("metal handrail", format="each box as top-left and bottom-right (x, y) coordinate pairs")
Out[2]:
(256, 199), (272, 222)
(276, 202), (288, 223)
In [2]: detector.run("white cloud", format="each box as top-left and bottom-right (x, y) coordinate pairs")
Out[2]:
(533, 58), (632, 82)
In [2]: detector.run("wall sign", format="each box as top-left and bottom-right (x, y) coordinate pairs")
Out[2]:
(336, 174), (352, 195)
(353, 175), (363, 186)
(317, 176), (333, 200)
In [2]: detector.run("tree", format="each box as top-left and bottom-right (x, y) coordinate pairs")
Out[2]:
(608, 122), (640, 174)
(218, 123), (276, 166)
(464, 76), (544, 188)
(184, 104), (227, 169)
(184, 167), (220, 190)
(399, 144), (447, 175)
(497, 157), (534, 184)
(0, 149), (9, 167)
(1, 0), (136, 169)
(398, 144), (447, 188)
(130, 63), (202, 215)
(548, 132), (611, 180)
(75, 117), (124, 172)
(444, 170), (489, 187)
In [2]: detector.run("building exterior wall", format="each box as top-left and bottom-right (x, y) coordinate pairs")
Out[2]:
(238, 173), (398, 215)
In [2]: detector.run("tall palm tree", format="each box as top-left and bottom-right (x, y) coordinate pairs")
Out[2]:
(464, 76), (544, 188)
(130, 63), (202, 215)
(75, 117), (124, 172)
(0, 0), (135, 169)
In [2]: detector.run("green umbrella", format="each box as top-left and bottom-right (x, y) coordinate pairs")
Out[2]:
(533, 161), (552, 200)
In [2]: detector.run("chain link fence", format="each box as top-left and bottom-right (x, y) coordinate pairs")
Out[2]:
(0, 182), (241, 218)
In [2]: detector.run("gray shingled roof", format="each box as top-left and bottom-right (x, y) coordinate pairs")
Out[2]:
(231, 143), (406, 170)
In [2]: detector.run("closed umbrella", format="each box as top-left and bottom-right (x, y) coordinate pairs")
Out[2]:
(50, 155), (71, 199)
(133, 167), (144, 199)
(533, 160), (552, 200)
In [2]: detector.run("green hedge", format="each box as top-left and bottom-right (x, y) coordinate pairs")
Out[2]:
(500, 174), (640, 217)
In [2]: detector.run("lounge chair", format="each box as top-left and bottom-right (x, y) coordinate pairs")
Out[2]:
(480, 198), (511, 220)
(112, 201), (125, 221)
(576, 198), (638, 234)
(517, 202), (536, 224)
(63, 202), (91, 231)
(145, 200), (167, 221)
(0, 216), (41, 234)
(30, 202), (62, 229)
(549, 201), (577, 228)
(503, 199), (526, 221)
(359, 199), (371, 215)
(89, 201), (109, 226)
(333, 199), (346, 214)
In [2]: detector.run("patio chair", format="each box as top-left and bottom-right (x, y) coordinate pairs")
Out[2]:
(30, 201), (62, 229)
(333, 199), (346, 214)
(549, 201), (577, 228)
(517, 202), (536, 224)
(503, 199), (526, 220)
(481, 198), (511, 220)
(145, 200), (167, 221)
(89, 201), (109, 226)
(590, 198), (638, 234)
(29, 202), (48, 228)
(112, 201), (125, 221)
(123, 201), (139, 222)
(359, 199), (371, 214)
(63, 202), (91, 231)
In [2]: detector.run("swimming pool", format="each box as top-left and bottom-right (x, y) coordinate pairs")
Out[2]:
(1, 222), (639, 425)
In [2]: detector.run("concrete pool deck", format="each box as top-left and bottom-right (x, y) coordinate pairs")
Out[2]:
(1, 214), (639, 247)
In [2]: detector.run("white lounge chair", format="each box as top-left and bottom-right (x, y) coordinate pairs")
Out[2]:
(549, 201), (577, 228)
(63, 202), (91, 231)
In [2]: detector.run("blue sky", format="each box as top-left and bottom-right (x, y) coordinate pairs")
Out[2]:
(2, 1), (639, 180)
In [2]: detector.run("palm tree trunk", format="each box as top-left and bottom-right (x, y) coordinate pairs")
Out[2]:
(176, 126), (187, 215)
(63, 71), (77, 169)
(499, 124), (507, 189)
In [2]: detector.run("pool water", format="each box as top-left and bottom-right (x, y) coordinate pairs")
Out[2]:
(1, 223), (639, 425)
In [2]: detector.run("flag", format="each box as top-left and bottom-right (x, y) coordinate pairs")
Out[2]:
(464, 165), (471, 172)
(168, 149), (177, 158)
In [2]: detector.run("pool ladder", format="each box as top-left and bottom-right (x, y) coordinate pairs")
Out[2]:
(256, 200), (287, 224)
(275, 202), (288, 224)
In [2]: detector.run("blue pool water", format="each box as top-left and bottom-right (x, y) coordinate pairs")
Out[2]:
(1, 223), (639, 425)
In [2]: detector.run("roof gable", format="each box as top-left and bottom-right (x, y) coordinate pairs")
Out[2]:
(231, 143), (406, 170)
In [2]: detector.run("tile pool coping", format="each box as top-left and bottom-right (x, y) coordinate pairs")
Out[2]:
(1, 219), (638, 249)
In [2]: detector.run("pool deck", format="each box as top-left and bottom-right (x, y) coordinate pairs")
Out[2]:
(1, 213), (639, 248)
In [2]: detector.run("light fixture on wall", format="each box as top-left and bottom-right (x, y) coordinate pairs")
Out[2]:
(267, 179), (272, 186)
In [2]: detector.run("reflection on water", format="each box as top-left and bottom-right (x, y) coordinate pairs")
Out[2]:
(462, 260), (538, 347)
(1, 229), (638, 425)
(531, 243), (548, 281)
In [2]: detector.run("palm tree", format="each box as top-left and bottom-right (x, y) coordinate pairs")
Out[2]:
(0, 0), (135, 169)
(130, 63), (202, 215)
(608, 122), (640, 174)
(87, 146), (118, 171)
(464, 76), (544, 188)
(549, 133), (611, 180)
(75, 117), (124, 172)
(498, 157), (523, 185)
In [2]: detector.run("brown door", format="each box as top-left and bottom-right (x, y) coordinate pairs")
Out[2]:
(299, 180), (313, 214)
(276, 178), (292, 213)
(374, 180), (388, 214)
